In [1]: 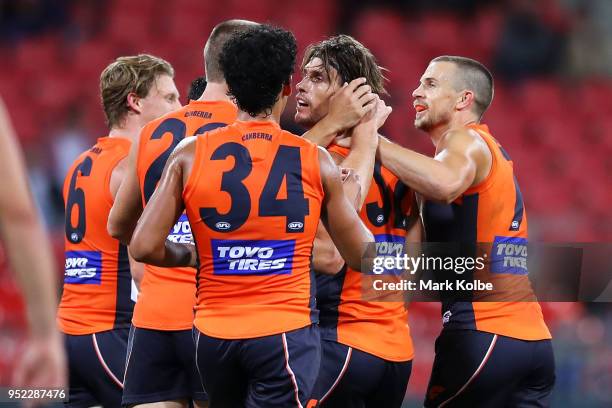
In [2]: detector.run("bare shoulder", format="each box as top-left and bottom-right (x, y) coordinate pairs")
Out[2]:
(317, 145), (336, 170)
(317, 146), (343, 191)
(113, 155), (129, 173)
(441, 127), (490, 158)
(169, 136), (198, 185)
(171, 136), (197, 160)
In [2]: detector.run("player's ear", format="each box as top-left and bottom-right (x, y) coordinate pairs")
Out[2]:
(456, 90), (474, 111)
(127, 92), (142, 114)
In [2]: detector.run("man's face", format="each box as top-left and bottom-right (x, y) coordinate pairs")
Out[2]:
(412, 61), (459, 132)
(294, 57), (343, 128)
(139, 74), (181, 125)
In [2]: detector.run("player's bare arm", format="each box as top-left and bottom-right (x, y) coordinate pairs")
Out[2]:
(318, 146), (374, 272)
(337, 96), (391, 208)
(302, 77), (376, 147)
(312, 169), (361, 274)
(0, 97), (67, 390)
(311, 97), (390, 274)
(109, 155), (145, 285)
(108, 132), (144, 244)
(377, 128), (490, 204)
(405, 192), (424, 244)
(129, 137), (196, 267)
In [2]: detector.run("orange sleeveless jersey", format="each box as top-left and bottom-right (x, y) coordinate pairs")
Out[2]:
(317, 144), (414, 362)
(423, 124), (551, 341)
(184, 120), (323, 339)
(58, 137), (133, 335)
(133, 100), (237, 330)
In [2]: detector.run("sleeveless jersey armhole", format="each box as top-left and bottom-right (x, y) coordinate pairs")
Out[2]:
(464, 129), (498, 195)
(182, 137), (203, 202)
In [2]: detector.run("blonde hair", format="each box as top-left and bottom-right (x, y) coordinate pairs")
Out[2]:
(100, 54), (174, 127)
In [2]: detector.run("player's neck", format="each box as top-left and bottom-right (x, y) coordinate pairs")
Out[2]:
(108, 118), (141, 143)
(429, 115), (479, 147)
(197, 82), (231, 102)
(236, 109), (281, 124)
(236, 97), (285, 125)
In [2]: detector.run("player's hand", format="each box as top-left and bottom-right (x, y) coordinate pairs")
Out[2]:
(347, 96), (391, 150)
(370, 97), (392, 130)
(357, 95), (392, 130)
(13, 331), (67, 406)
(326, 78), (377, 132)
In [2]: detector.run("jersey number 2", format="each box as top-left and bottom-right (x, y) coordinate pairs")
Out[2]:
(143, 118), (227, 203)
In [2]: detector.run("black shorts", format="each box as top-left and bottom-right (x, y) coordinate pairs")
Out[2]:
(64, 328), (129, 408)
(425, 330), (555, 407)
(310, 339), (412, 408)
(122, 326), (207, 405)
(194, 324), (320, 408)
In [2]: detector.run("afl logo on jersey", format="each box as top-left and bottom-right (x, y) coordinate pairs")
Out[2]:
(70, 232), (80, 242)
(376, 214), (384, 224)
(215, 221), (231, 231)
(287, 222), (303, 231)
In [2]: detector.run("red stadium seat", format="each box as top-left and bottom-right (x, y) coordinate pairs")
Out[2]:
(521, 117), (581, 151)
(15, 36), (62, 75)
(70, 39), (119, 79)
(472, 9), (504, 59)
(579, 81), (612, 117)
(34, 73), (79, 115)
(108, 0), (157, 23)
(280, 10), (331, 50)
(105, 10), (154, 50)
(417, 15), (471, 58)
(223, 0), (277, 23)
(353, 9), (407, 58)
(4, 104), (41, 143)
(519, 80), (567, 120)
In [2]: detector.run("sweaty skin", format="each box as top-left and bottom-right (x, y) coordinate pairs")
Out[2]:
(107, 79), (368, 248)
(310, 102), (390, 274)
(334, 61), (492, 204)
(300, 76), (377, 147)
(296, 57), (420, 274)
(377, 60), (492, 203)
(297, 61), (380, 190)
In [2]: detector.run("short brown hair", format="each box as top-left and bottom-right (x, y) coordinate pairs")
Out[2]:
(301, 34), (388, 95)
(204, 19), (259, 83)
(432, 55), (494, 119)
(100, 54), (174, 128)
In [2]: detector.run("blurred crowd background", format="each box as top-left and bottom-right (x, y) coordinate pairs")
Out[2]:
(0, 0), (610, 406)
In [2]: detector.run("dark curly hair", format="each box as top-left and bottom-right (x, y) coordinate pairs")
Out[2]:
(187, 76), (206, 100)
(219, 24), (297, 117)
